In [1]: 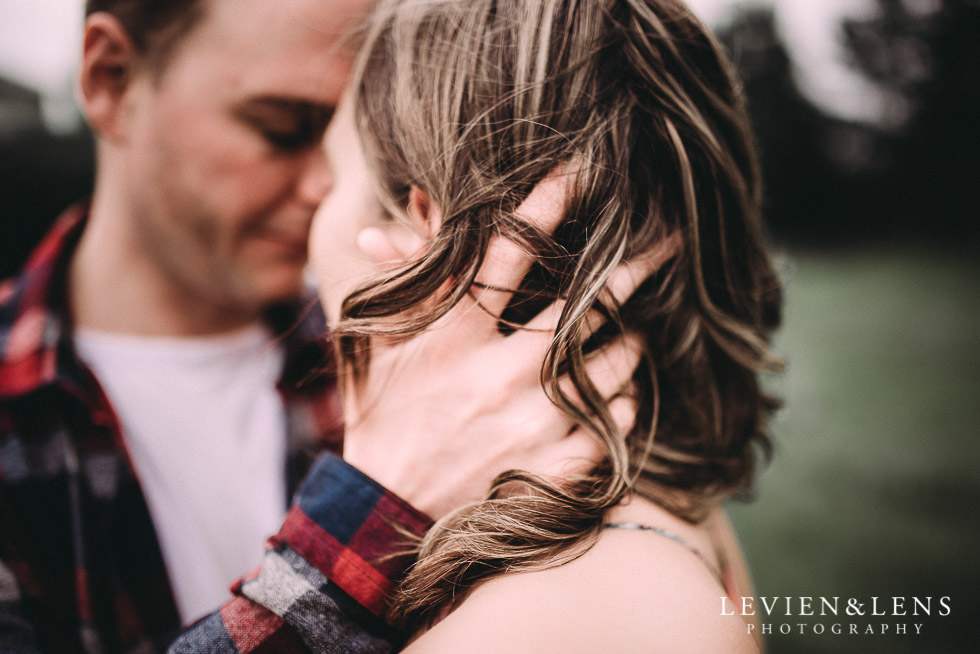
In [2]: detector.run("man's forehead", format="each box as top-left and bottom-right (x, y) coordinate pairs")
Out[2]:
(200, 0), (374, 44)
(284, 0), (377, 37)
(171, 0), (368, 105)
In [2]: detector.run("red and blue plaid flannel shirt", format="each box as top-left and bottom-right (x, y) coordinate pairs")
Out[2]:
(0, 205), (431, 653)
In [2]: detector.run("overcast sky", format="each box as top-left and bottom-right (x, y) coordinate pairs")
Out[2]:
(0, 0), (885, 130)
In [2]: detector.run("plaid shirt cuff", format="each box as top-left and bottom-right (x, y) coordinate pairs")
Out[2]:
(269, 453), (432, 620)
(170, 454), (431, 653)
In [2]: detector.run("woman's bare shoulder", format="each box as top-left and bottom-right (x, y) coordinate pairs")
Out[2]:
(404, 524), (758, 653)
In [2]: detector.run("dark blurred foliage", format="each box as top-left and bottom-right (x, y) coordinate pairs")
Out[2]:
(0, 79), (94, 278)
(843, 0), (980, 246)
(718, 0), (980, 248)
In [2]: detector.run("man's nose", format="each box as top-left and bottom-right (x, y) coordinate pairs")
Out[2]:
(296, 144), (332, 206)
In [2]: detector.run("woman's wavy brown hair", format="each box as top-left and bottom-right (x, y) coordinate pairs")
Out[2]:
(338, 0), (783, 628)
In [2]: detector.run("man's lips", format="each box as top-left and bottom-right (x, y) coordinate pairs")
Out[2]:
(256, 230), (309, 258)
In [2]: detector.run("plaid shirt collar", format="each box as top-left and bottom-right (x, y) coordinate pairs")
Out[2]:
(0, 203), (85, 400)
(0, 202), (336, 407)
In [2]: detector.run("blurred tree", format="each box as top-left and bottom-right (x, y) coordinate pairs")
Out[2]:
(718, 0), (980, 248)
(842, 0), (980, 245)
(717, 9), (846, 245)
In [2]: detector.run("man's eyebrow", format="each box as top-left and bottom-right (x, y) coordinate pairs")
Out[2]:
(234, 97), (335, 122)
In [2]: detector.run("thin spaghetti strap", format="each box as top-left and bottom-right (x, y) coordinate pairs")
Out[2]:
(603, 522), (725, 587)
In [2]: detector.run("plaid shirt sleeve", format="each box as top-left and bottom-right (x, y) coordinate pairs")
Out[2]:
(168, 453), (431, 654)
(0, 563), (42, 653)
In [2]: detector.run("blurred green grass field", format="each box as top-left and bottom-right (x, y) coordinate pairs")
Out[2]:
(727, 248), (979, 653)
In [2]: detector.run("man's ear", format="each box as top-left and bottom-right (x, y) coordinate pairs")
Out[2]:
(407, 186), (443, 239)
(79, 12), (139, 142)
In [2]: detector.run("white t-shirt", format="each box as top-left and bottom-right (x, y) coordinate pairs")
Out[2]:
(75, 324), (288, 624)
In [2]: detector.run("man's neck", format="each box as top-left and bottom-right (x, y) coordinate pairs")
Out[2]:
(69, 196), (262, 337)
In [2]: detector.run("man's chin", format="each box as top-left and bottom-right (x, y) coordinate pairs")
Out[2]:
(251, 272), (309, 308)
(214, 264), (309, 320)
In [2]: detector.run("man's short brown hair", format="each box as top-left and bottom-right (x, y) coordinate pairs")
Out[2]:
(86, 0), (206, 69)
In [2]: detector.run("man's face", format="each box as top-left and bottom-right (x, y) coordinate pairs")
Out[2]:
(117, 0), (370, 314)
